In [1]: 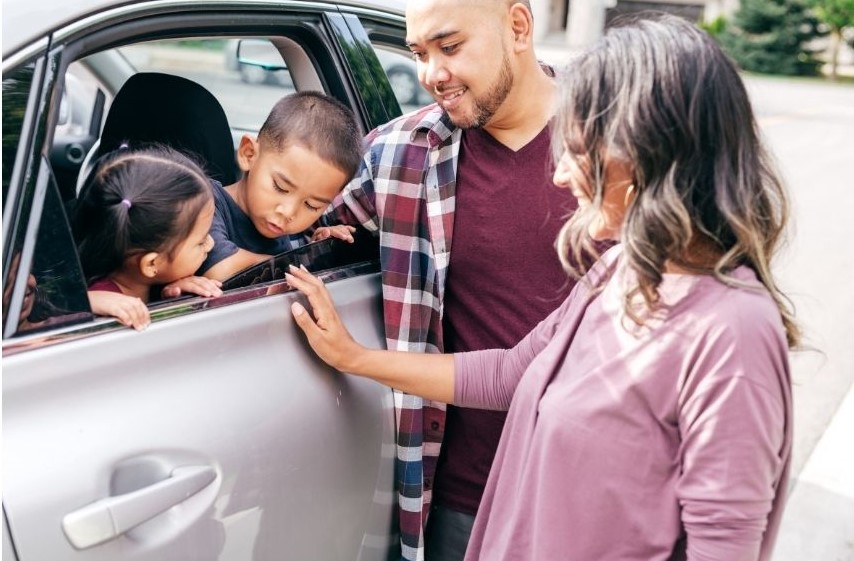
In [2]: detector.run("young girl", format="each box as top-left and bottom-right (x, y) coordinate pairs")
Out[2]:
(286, 14), (797, 561)
(74, 145), (223, 330)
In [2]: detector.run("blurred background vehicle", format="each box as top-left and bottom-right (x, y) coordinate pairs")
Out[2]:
(224, 37), (433, 106)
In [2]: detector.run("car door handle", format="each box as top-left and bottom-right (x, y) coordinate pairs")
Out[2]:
(62, 465), (216, 550)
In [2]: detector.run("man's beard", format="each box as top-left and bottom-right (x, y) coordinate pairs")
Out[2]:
(447, 54), (514, 129)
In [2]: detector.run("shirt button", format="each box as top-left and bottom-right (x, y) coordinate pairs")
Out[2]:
(431, 421), (440, 430)
(424, 478), (432, 490)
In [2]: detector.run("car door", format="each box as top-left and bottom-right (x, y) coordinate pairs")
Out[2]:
(2, 2), (400, 560)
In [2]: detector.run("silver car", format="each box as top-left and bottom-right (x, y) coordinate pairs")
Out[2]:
(2, 1), (432, 559)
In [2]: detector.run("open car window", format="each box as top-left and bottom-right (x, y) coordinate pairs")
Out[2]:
(117, 39), (295, 133)
(8, 15), (388, 343)
(3, 159), (91, 338)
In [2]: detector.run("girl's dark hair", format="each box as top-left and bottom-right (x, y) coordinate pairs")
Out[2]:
(258, 91), (363, 182)
(73, 145), (212, 283)
(552, 13), (799, 347)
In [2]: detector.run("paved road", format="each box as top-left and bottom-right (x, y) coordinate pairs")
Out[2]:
(745, 75), (854, 476)
(745, 75), (854, 561)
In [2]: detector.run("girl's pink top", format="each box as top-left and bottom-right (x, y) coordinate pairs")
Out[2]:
(455, 246), (792, 561)
(87, 277), (123, 293)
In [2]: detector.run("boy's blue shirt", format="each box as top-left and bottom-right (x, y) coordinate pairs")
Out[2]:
(197, 179), (304, 275)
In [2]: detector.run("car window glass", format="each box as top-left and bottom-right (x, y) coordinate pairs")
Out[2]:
(6, 165), (91, 337)
(118, 38), (295, 132)
(51, 64), (105, 204)
(34, 29), (383, 329)
(222, 230), (379, 291)
(371, 45), (433, 111)
(2, 63), (36, 208)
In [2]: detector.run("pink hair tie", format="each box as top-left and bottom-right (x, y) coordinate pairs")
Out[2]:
(121, 199), (132, 209)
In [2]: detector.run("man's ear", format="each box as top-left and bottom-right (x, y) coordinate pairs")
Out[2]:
(138, 252), (161, 279)
(508, 2), (534, 52)
(236, 134), (260, 173)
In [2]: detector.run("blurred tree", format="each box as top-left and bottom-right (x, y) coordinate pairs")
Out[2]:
(721, 0), (825, 75)
(2, 64), (35, 203)
(809, 0), (854, 79)
(700, 15), (728, 39)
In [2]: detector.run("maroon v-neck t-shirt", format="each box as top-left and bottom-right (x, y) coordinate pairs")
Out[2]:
(435, 125), (577, 514)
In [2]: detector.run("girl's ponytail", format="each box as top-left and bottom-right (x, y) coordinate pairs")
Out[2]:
(73, 145), (212, 284)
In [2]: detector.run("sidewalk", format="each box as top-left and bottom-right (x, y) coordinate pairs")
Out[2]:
(534, 32), (854, 78)
(772, 382), (854, 560)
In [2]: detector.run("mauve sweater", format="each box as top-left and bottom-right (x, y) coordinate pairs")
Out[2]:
(454, 247), (792, 561)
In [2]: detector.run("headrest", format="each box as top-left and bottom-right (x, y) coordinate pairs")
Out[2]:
(98, 72), (237, 184)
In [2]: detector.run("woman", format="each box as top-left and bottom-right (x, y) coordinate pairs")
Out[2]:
(287, 14), (797, 561)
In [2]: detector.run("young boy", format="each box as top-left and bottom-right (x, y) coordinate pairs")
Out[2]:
(198, 91), (362, 281)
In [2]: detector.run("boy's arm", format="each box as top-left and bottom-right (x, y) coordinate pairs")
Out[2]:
(198, 197), (270, 281)
(202, 248), (269, 281)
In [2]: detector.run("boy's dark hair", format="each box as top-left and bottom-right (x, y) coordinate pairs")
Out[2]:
(73, 145), (212, 283)
(257, 91), (363, 183)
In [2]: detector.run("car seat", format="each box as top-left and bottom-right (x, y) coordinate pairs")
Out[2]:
(76, 72), (238, 193)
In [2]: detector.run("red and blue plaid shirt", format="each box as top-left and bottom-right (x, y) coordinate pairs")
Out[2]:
(325, 103), (462, 561)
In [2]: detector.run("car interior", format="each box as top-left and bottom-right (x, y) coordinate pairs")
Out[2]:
(8, 32), (369, 338)
(61, 35), (336, 203)
(76, 71), (239, 195)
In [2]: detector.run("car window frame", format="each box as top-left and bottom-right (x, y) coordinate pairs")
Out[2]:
(3, 1), (396, 355)
(3, 46), (65, 339)
(341, 7), (436, 115)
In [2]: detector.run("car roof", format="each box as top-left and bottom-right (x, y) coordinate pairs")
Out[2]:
(2, 0), (407, 59)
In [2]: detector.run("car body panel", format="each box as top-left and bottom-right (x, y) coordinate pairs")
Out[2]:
(2, 0), (407, 59)
(2, 1), (410, 559)
(3, 274), (395, 561)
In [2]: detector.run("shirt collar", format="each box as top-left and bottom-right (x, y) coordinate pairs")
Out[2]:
(409, 104), (457, 147)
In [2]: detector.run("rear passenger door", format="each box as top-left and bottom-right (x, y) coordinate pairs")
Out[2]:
(2, 3), (399, 561)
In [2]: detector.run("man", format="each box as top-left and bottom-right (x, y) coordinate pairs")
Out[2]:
(325, 1), (577, 559)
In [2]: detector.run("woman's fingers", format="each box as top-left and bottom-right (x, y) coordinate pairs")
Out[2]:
(290, 301), (320, 336)
(286, 265), (360, 371)
(286, 265), (331, 323)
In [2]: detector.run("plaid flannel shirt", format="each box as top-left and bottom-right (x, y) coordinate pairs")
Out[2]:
(324, 103), (461, 561)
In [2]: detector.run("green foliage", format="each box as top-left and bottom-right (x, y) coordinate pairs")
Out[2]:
(809, 0), (854, 33)
(700, 15), (728, 38)
(720, 0), (826, 75)
(2, 64), (35, 202)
